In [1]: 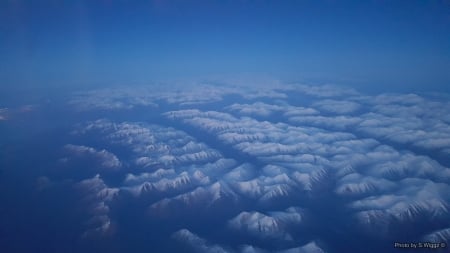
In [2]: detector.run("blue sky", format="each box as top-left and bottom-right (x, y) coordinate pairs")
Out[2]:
(1, 0), (449, 92)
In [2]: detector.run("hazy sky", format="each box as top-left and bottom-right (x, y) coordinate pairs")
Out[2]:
(1, 0), (449, 92)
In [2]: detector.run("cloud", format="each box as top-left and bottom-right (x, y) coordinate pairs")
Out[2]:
(313, 99), (361, 114)
(69, 87), (159, 111)
(283, 107), (320, 117)
(162, 84), (235, 105)
(289, 115), (362, 130)
(227, 102), (284, 117)
(68, 81), (291, 112)
(370, 93), (425, 106)
(226, 102), (316, 118)
(293, 84), (359, 98)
